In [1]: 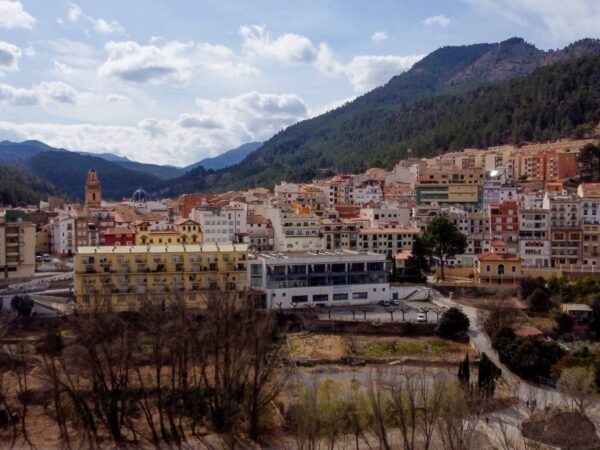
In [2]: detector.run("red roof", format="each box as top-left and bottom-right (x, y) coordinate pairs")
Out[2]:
(490, 240), (508, 247)
(477, 252), (520, 261)
(515, 326), (544, 337)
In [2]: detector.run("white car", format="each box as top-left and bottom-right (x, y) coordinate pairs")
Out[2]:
(416, 313), (427, 323)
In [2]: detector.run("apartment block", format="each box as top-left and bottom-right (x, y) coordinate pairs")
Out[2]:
(358, 227), (419, 255)
(192, 202), (247, 244)
(543, 192), (582, 266)
(249, 250), (389, 309)
(74, 243), (248, 312)
(135, 219), (203, 245)
(416, 168), (484, 210)
(489, 200), (519, 248)
(518, 208), (551, 267)
(0, 210), (35, 279)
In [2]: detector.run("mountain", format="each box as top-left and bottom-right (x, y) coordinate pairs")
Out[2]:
(0, 162), (63, 206)
(109, 160), (184, 180)
(23, 152), (162, 201)
(157, 38), (600, 196)
(0, 140), (67, 163)
(184, 142), (262, 171)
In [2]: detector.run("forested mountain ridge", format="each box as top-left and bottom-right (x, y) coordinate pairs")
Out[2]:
(0, 162), (63, 206)
(156, 44), (600, 196)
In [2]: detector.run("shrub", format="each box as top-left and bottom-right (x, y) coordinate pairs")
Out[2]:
(528, 288), (552, 312)
(435, 307), (470, 338)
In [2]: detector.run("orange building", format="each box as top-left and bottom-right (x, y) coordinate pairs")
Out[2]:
(545, 150), (578, 181)
(85, 169), (101, 208)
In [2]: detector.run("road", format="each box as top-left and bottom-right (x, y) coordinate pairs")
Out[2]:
(432, 291), (565, 406)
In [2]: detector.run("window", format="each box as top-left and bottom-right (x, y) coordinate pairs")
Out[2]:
(333, 293), (348, 301)
(352, 292), (368, 300)
(486, 265), (491, 272)
(313, 294), (329, 303)
(291, 295), (308, 303)
(511, 266), (516, 273)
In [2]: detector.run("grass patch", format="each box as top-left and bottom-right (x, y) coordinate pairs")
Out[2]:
(354, 337), (465, 358)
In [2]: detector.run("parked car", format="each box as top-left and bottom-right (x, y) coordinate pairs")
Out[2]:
(35, 255), (42, 263)
(378, 300), (390, 307)
(42, 254), (52, 262)
(416, 313), (427, 323)
(391, 299), (400, 306)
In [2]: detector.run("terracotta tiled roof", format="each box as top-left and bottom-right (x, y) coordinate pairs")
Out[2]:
(476, 252), (520, 261)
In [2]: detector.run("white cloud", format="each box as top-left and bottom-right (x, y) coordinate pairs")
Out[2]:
(239, 25), (421, 91)
(94, 18), (125, 34)
(197, 43), (260, 77)
(36, 81), (79, 104)
(64, 3), (125, 35)
(371, 31), (388, 43)
(98, 40), (193, 84)
(0, 81), (82, 106)
(0, 91), (309, 165)
(0, 0), (35, 29)
(240, 24), (342, 75)
(423, 15), (451, 27)
(344, 54), (424, 91)
(464, 0), (600, 43)
(106, 94), (131, 103)
(67, 3), (82, 22)
(0, 41), (22, 73)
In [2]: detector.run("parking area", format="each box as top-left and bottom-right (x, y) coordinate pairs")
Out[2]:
(315, 300), (444, 323)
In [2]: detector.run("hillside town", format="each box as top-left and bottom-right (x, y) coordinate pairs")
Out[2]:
(1, 138), (597, 309)
(3, 138), (600, 449)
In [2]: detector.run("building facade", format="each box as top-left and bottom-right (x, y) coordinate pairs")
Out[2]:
(0, 210), (35, 279)
(249, 250), (390, 309)
(74, 243), (248, 312)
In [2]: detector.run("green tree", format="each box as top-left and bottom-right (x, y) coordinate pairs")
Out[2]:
(477, 353), (501, 398)
(404, 236), (429, 283)
(458, 353), (470, 386)
(527, 288), (552, 312)
(436, 307), (470, 338)
(422, 217), (467, 281)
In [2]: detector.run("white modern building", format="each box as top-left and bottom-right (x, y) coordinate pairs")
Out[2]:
(518, 208), (551, 267)
(262, 206), (323, 252)
(249, 250), (390, 309)
(192, 202), (247, 244)
(360, 203), (411, 227)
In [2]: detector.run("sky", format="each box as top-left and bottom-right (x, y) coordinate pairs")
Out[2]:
(1, 0), (600, 167)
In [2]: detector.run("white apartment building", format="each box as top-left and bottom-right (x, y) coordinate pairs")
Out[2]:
(50, 213), (76, 256)
(357, 227), (419, 255)
(192, 202), (247, 244)
(262, 207), (323, 252)
(349, 183), (383, 205)
(360, 203), (411, 226)
(249, 250), (390, 309)
(274, 182), (300, 203)
(482, 174), (517, 210)
(518, 208), (551, 267)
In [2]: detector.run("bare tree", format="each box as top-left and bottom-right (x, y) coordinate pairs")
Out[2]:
(436, 381), (481, 450)
(557, 366), (596, 415)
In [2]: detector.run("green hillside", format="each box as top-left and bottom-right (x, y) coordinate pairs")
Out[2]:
(24, 152), (162, 201)
(0, 163), (63, 206)
(159, 52), (600, 195)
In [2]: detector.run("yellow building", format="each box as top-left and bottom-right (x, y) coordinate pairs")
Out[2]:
(135, 219), (203, 245)
(74, 243), (247, 312)
(0, 210), (36, 279)
(35, 222), (53, 254)
(416, 169), (484, 209)
(474, 241), (523, 286)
